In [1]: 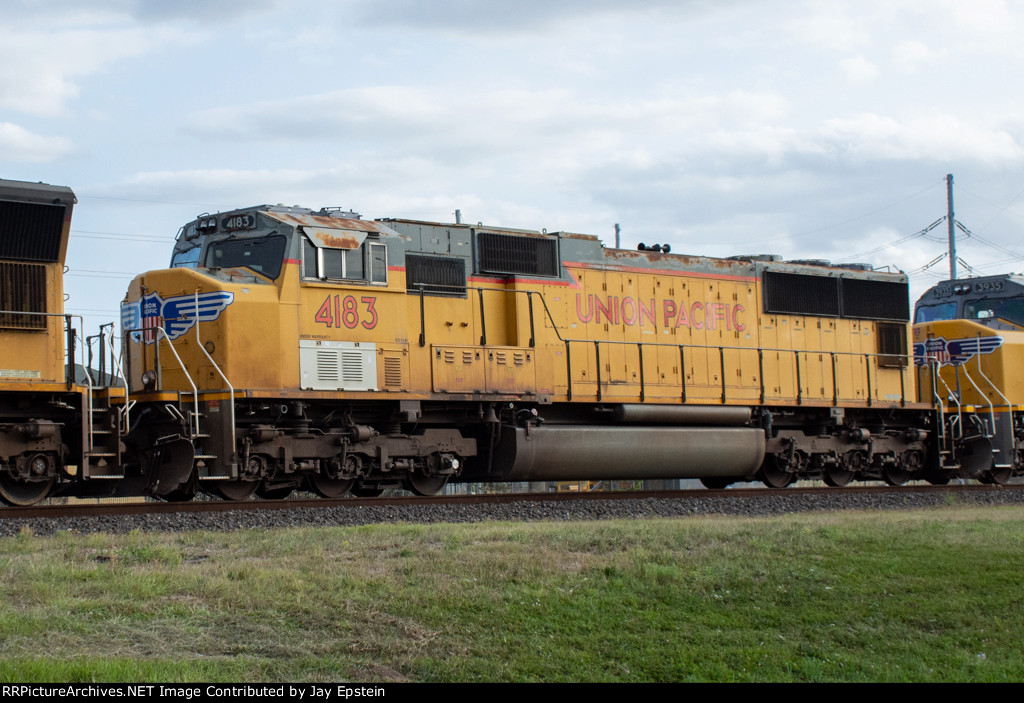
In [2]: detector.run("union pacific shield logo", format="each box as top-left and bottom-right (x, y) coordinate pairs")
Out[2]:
(913, 336), (1003, 367)
(121, 291), (234, 344)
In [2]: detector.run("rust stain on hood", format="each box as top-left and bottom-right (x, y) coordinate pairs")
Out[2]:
(262, 211), (394, 250)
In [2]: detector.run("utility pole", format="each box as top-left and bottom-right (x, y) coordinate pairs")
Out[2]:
(947, 173), (956, 280)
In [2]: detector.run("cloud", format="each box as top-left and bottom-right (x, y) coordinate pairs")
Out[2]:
(0, 0), (281, 24)
(183, 86), (790, 160)
(0, 123), (75, 163)
(839, 54), (879, 83)
(0, 25), (185, 117)
(345, 0), (731, 33)
(892, 40), (941, 72)
(820, 113), (1024, 163)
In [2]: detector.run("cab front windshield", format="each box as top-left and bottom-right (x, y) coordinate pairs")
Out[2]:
(914, 302), (956, 323)
(964, 297), (1024, 328)
(204, 235), (287, 279)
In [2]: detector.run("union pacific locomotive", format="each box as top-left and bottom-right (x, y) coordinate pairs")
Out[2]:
(914, 274), (1024, 484)
(1, 177), (1020, 505)
(116, 201), (935, 501)
(0, 179), (124, 505)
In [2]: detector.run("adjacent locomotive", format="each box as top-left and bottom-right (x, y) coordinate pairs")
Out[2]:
(117, 203), (939, 499)
(0, 179), (123, 505)
(913, 274), (1024, 484)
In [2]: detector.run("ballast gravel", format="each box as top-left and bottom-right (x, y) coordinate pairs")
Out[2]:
(2, 487), (1023, 537)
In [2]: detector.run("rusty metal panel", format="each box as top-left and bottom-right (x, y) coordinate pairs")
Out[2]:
(263, 211), (391, 233)
(303, 227), (367, 250)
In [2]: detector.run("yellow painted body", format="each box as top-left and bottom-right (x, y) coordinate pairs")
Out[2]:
(0, 240), (67, 386)
(127, 256), (917, 411)
(914, 319), (1024, 411)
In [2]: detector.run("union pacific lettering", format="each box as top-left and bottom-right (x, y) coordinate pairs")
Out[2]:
(575, 294), (745, 332)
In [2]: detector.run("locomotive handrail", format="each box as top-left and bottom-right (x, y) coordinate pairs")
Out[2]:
(152, 326), (200, 437)
(558, 337), (911, 407)
(972, 335), (1011, 435)
(931, 367), (964, 442)
(411, 283), (561, 348)
(1, 310), (100, 449)
(407, 284), (912, 408)
(956, 363), (994, 438)
(0, 308), (84, 386)
(191, 291), (237, 471)
(104, 325), (131, 435)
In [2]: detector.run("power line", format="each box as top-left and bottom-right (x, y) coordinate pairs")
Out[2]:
(834, 217), (946, 263)
(71, 229), (173, 243)
(790, 178), (946, 239)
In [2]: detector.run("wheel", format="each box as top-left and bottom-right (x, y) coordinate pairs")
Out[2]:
(823, 464), (855, 488)
(211, 480), (259, 501)
(0, 474), (54, 506)
(256, 481), (294, 500)
(760, 456), (793, 489)
(405, 473), (449, 496)
(883, 464), (911, 486)
(308, 475), (355, 499)
(925, 474), (951, 486)
(699, 477), (733, 490)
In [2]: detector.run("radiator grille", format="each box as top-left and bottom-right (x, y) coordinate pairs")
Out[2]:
(0, 201), (64, 262)
(478, 231), (559, 277)
(0, 262), (47, 329)
(763, 271), (840, 317)
(406, 254), (466, 296)
(764, 271), (910, 322)
(841, 278), (910, 321)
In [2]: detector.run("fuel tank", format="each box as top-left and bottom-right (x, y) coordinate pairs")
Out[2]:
(485, 424), (766, 481)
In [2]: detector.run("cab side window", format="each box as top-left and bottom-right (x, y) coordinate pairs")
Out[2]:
(303, 235), (387, 286)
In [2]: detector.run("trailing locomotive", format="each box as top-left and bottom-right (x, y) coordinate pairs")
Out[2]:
(116, 202), (941, 500)
(913, 274), (1024, 484)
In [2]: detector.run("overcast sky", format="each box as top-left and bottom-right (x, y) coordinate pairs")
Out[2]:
(4, 0), (1024, 332)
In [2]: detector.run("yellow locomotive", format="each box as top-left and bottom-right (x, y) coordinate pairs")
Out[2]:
(119, 203), (937, 499)
(914, 275), (1024, 483)
(0, 179), (123, 505)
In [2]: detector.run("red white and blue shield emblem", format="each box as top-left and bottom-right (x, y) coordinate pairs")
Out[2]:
(913, 335), (1003, 367)
(121, 291), (234, 345)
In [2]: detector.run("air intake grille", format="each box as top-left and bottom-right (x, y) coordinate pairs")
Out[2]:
(477, 232), (559, 277)
(763, 271), (840, 317)
(0, 201), (64, 262)
(841, 278), (910, 321)
(406, 254), (466, 296)
(0, 262), (47, 329)
(763, 271), (910, 322)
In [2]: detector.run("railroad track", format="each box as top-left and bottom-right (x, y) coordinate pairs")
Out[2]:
(3, 482), (1022, 523)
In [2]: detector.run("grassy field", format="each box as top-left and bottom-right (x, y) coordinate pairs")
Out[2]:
(0, 505), (1022, 683)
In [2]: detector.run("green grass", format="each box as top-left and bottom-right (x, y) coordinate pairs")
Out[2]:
(0, 507), (1022, 682)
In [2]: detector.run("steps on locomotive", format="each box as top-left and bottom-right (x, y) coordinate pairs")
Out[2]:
(82, 388), (125, 479)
